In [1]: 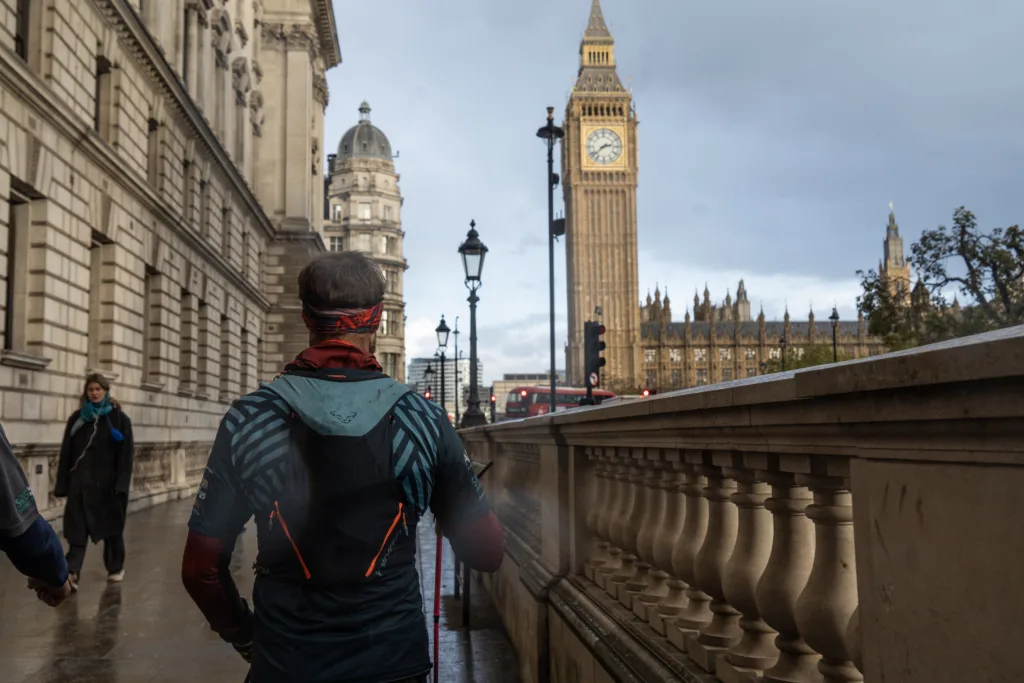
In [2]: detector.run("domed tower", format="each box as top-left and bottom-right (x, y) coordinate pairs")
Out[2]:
(323, 101), (408, 381)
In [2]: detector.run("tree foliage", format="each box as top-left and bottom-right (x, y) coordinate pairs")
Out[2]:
(857, 207), (1024, 349)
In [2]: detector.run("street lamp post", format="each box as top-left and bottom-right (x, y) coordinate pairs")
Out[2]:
(536, 107), (564, 415)
(436, 316), (450, 421)
(779, 337), (788, 372)
(829, 306), (840, 363)
(452, 318), (460, 425)
(459, 221), (488, 429)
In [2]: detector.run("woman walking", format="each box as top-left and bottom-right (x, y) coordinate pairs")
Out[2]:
(54, 374), (135, 590)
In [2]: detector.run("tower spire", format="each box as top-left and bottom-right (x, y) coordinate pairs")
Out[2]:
(585, 0), (611, 38)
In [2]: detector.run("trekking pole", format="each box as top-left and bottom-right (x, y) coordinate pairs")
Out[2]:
(433, 525), (443, 683)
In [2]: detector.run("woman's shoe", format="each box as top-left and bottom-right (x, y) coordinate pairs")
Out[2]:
(107, 570), (125, 583)
(68, 573), (79, 592)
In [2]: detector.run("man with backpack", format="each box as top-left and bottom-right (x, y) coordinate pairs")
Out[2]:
(182, 251), (505, 683)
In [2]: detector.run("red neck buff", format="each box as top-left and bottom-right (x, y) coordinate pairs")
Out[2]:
(286, 340), (383, 373)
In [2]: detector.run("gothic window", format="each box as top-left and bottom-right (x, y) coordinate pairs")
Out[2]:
(769, 348), (780, 360)
(670, 369), (682, 387)
(669, 348), (682, 363)
(746, 368), (758, 378)
(644, 349), (656, 363)
(745, 348), (757, 360)
(645, 370), (657, 388)
(695, 369), (708, 386)
(719, 348), (732, 361)
(722, 368), (733, 381)
(794, 347), (805, 359)
(694, 348), (707, 363)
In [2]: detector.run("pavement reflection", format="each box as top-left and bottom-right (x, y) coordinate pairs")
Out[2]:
(0, 499), (518, 683)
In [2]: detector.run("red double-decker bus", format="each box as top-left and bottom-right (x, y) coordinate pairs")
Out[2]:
(504, 386), (616, 418)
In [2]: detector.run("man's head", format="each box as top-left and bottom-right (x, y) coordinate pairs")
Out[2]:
(298, 251), (386, 352)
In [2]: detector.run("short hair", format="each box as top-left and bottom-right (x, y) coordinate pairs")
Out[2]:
(298, 251), (385, 311)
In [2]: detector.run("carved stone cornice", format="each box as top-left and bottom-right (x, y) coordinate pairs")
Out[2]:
(312, 0), (341, 68)
(249, 90), (264, 137)
(211, 8), (233, 69)
(232, 56), (251, 106)
(312, 72), (328, 108)
(261, 22), (318, 56)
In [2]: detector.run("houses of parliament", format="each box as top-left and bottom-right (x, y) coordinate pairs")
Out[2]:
(562, 0), (889, 393)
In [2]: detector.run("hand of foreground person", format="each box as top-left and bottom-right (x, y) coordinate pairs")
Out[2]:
(232, 639), (253, 663)
(27, 577), (72, 607)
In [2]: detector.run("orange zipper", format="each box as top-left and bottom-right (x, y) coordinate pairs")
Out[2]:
(365, 502), (404, 578)
(272, 502), (311, 580)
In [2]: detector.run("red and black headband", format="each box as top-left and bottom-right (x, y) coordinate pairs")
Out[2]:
(301, 301), (384, 335)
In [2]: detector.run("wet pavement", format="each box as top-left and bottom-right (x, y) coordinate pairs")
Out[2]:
(0, 500), (519, 683)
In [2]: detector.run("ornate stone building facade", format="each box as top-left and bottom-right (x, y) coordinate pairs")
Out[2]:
(561, 0), (641, 390)
(322, 102), (407, 381)
(0, 0), (339, 521)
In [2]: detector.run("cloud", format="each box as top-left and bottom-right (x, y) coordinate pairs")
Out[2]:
(327, 0), (1024, 384)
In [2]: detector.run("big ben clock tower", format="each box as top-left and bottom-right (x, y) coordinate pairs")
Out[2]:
(562, 0), (641, 390)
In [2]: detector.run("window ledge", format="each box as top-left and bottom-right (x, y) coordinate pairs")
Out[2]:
(140, 381), (165, 393)
(177, 389), (195, 398)
(1, 350), (52, 371)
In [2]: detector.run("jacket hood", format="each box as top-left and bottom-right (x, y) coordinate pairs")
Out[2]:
(263, 374), (411, 437)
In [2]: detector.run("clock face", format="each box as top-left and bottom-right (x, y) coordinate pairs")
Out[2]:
(585, 128), (623, 164)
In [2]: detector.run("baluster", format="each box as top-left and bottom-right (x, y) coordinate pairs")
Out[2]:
(717, 468), (776, 682)
(584, 449), (611, 582)
(595, 455), (625, 590)
(846, 607), (862, 675)
(648, 463), (687, 634)
(757, 472), (820, 683)
(622, 451), (660, 609)
(687, 465), (741, 674)
(794, 476), (862, 683)
(666, 464), (712, 648)
(635, 456), (678, 621)
(608, 453), (642, 599)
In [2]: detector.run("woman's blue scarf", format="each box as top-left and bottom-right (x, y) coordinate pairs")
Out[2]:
(69, 395), (123, 441)
(80, 394), (113, 423)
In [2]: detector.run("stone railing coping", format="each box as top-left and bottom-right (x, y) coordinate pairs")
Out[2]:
(461, 325), (1024, 468)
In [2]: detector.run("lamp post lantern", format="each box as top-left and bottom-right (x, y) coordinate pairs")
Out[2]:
(436, 315), (450, 420)
(459, 221), (488, 428)
(536, 106), (565, 415)
(779, 337), (788, 372)
(829, 306), (840, 363)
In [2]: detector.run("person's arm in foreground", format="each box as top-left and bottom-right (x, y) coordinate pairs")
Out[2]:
(0, 423), (70, 606)
(181, 416), (254, 660)
(430, 413), (504, 573)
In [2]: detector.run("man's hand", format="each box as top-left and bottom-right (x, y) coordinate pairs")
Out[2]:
(27, 577), (72, 607)
(232, 639), (253, 663)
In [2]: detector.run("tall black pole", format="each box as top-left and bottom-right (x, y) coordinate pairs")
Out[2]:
(439, 351), (447, 419)
(462, 289), (485, 427)
(537, 107), (564, 415)
(453, 319), (460, 425)
(832, 326), (837, 363)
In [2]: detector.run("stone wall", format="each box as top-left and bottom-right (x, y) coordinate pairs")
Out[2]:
(0, 0), (340, 516)
(462, 325), (1024, 683)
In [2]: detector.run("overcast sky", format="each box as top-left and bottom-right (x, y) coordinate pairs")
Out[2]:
(324, 0), (1024, 385)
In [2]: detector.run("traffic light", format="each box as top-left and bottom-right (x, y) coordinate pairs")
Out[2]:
(584, 321), (606, 389)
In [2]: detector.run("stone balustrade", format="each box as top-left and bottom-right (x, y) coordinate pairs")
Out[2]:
(461, 325), (1024, 683)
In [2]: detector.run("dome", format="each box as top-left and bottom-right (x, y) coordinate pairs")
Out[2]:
(336, 101), (392, 161)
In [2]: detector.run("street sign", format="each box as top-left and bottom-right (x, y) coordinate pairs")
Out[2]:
(589, 372), (599, 387)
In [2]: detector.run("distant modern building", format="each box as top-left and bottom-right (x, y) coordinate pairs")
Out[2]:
(322, 102), (407, 381)
(407, 356), (482, 419)
(491, 371), (567, 420)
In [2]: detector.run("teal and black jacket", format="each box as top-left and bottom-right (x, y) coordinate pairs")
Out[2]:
(183, 366), (501, 683)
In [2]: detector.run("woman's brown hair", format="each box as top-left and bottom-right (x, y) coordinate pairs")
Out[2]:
(82, 373), (119, 408)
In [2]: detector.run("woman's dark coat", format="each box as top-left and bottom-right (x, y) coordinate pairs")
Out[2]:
(54, 406), (134, 545)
